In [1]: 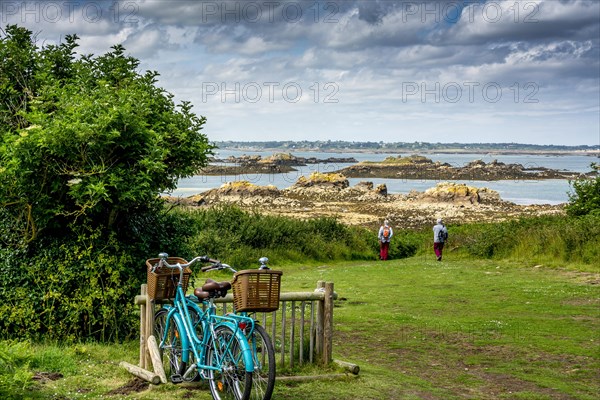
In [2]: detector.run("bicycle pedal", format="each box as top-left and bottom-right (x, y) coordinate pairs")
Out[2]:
(170, 374), (184, 384)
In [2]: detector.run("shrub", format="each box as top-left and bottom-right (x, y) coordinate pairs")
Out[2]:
(0, 207), (197, 341)
(565, 163), (600, 217)
(387, 230), (420, 260)
(1, 26), (213, 238)
(0, 233), (135, 341)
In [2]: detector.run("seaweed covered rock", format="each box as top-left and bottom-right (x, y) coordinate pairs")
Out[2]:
(217, 181), (280, 196)
(375, 183), (388, 196)
(337, 155), (583, 180)
(258, 152), (304, 166)
(183, 181), (280, 205)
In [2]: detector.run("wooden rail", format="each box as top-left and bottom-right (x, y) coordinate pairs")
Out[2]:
(135, 280), (336, 370)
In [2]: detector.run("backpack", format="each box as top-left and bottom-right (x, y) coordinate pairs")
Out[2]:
(437, 228), (448, 242)
(382, 226), (391, 240)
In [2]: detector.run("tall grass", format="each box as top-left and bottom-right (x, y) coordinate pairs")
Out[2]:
(171, 206), (597, 269)
(438, 214), (599, 268)
(0, 341), (35, 398)
(173, 205), (418, 267)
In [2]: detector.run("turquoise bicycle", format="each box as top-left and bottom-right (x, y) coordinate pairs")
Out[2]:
(151, 253), (255, 400)
(153, 254), (280, 400)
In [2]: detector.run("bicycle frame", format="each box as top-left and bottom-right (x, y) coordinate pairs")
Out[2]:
(186, 295), (257, 335)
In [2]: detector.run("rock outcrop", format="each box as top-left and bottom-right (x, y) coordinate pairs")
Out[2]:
(201, 153), (358, 175)
(336, 155), (586, 180)
(292, 172), (349, 189)
(417, 182), (502, 205)
(182, 181), (280, 205)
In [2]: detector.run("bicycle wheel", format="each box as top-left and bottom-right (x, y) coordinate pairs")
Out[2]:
(154, 308), (199, 383)
(247, 324), (276, 400)
(207, 325), (253, 400)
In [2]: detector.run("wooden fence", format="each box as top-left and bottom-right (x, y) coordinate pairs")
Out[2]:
(135, 280), (336, 372)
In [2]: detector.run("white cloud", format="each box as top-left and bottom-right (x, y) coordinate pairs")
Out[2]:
(446, 0), (600, 45)
(2, 0), (597, 145)
(122, 24), (179, 58)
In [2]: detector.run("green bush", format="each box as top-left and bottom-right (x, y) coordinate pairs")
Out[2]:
(1, 25), (213, 238)
(565, 163), (600, 217)
(386, 230), (421, 260)
(0, 233), (135, 341)
(0, 209), (195, 341)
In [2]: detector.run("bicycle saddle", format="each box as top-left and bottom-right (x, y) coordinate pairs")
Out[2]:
(194, 279), (231, 299)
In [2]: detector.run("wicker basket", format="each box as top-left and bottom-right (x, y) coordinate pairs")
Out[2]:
(146, 257), (191, 300)
(232, 269), (283, 312)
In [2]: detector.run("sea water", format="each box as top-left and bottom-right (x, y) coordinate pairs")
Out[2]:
(171, 150), (598, 205)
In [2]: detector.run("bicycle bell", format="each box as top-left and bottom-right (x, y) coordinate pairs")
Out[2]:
(258, 257), (269, 270)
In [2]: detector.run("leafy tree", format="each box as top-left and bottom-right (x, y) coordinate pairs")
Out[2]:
(0, 25), (213, 341)
(566, 163), (600, 217)
(1, 25), (213, 242)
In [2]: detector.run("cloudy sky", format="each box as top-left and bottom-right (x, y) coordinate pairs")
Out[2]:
(2, 0), (599, 145)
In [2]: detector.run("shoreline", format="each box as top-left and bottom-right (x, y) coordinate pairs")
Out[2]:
(217, 146), (600, 157)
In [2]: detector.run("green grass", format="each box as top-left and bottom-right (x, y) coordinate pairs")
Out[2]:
(6, 255), (598, 399)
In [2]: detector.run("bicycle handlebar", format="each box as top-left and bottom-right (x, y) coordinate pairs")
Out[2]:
(200, 263), (237, 273)
(156, 252), (270, 274)
(156, 253), (238, 273)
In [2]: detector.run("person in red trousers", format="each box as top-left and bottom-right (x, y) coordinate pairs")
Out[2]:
(433, 218), (448, 261)
(378, 219), (393, 260)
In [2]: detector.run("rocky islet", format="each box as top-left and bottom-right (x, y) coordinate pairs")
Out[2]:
(169, 172), (564, 229)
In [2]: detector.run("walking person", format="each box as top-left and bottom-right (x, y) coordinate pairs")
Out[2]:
(378, 219), (393, 261)
(433, 218), (448, 261)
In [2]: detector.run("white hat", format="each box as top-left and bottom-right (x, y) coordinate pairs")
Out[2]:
(437, 218), (443, 224)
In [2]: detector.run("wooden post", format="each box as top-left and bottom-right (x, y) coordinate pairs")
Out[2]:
(147, 335), (167, 384)
(271, 310), (277, 359)
(323, 282), (334, 365)
(315, 281), (325, 360)
(139, 285), (147, 369)
(289, 301), (296, 369)
(145, 293), (154, 369)
(309, 301), (315, 364)
(333, 359), (360, 375)
(299, 301), (306, 365)
(280, 301), (286, 367)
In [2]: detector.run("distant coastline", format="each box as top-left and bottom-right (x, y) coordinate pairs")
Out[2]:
(215, 141), (600, 157)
